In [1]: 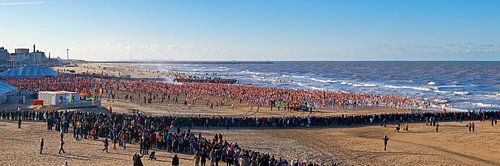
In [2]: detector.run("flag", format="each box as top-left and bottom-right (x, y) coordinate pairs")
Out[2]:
(99, 88), (103, 98)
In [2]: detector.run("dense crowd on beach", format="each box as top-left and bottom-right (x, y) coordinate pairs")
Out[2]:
(1, 109), (499, 165)
(3, 75), (430, 111)
(2, 73), (497, 165)
(1, 110), (342, 166)
(2, 109), (498, 130)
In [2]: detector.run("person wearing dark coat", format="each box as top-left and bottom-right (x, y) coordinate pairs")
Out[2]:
(133, 153), (144, 166)
(172, 154), (180, 166)
(383, 134), (389, 151)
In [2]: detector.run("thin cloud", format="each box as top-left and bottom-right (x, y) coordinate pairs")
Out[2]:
(0, 1), (46, 6)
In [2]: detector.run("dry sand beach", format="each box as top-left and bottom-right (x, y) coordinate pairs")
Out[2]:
(1, 120), (499, 166)
(196, 122), (500, 166)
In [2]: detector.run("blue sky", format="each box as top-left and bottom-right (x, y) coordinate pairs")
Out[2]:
(0, 0), (499, 61)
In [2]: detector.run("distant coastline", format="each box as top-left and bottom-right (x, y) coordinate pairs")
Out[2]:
(83, 60), (274, 64)
(77, 60), (499, 65)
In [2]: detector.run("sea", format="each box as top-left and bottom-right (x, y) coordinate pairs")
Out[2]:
(135, 61), (500, 111)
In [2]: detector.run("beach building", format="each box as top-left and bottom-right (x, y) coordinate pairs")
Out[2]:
(0, 47), (10, 64)
(0, 81), (17, 104)
(3, 45), (48, 66)
(38, 91), (101, 107)
(38, 91), (81, 106)
(14, 48), (29, 54)
(0, 44), (59, 66)
(0, 66), (59, 78)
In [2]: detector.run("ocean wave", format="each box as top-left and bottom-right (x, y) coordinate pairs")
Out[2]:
(433, 90), (448, 94)
(437, 85), (464, 88)
(310, 86), (326, 91)
(473, 102), (498, 108)
(432, 99), (448, 103)
(483, 92), (500, 100)
(297, 82), (307, 87)
(292, 75), (306, 78)
(453, 91), (470, 95)
(383, 85), (433, 91)
(239, 70), (260, 75)
(390, 80), (414, 83)
(352, 83), (377, 87)
(310, 77), (337, 83)
(294, 82), (327, 91)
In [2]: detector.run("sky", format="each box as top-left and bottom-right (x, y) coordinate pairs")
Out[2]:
(0, 0), (499, 61)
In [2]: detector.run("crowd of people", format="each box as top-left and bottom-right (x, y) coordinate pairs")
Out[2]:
(1, 109), (498, 129)
(2, 74), (498, 165)
(1, 108), (498, 165)
(3, 75), (430, 111)
(1, 109), (341, 166)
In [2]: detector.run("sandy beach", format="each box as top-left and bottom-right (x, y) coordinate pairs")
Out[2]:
(3, 1), (498, 165)
(1, 120), (499, 166)
(0, 63), (486, 166)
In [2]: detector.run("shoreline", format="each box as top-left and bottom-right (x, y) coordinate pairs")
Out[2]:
(51, 62), (430, 109)
(0, 62), (498, 166)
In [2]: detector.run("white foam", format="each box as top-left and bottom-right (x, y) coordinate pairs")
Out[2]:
(427, 81), (437, 85)
(352, 83), (377, 87)
(433, 99), (448, 103)
(453, 91), (470, 95)
(383, 85), (433, 91)
(310, 86), (326, 91)
(297, 82), (307, 87)
(292, 75), (306, 78)
(437, 85), (463, 88)
(474, 102), (498, 108)
(484, 92), (500, 100)
(310, 77), (337, 83)
(433, 90), (448, 94)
